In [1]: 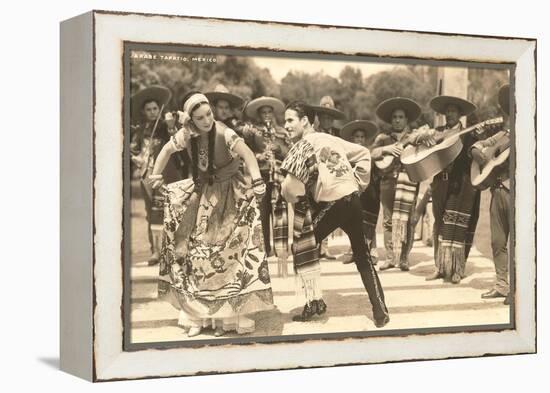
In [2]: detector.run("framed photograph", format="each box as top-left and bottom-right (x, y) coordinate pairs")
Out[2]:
(60, 10), (536, 381)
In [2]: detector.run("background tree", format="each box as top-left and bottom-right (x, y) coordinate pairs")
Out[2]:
(131, 53), (509, 131)
(130, 53), (279, 112)
(467, 68), (510, 125)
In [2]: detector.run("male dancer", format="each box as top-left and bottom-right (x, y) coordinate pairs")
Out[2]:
(281, 101), (389, 328)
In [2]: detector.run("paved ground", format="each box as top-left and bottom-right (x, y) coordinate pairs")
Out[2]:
(128, 186), (509, 344)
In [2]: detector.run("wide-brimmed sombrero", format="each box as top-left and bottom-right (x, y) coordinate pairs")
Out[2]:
(429, 95), (477, 117)
(376, 97), (421, 124)
(244, 96), (285, 120)
(340, 120), (378, 145)
(310, 95), (346, 120)
(205, 84), (244, 108)
(498, 84), (510, 115)
(131, 85), (172, 123)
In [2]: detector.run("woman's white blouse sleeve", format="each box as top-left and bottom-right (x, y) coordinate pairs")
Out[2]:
(224, 127), (244, 158)
(170, 128), (187, 151)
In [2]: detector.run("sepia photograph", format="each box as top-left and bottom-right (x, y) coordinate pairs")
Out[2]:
(124, 44), (514, 347)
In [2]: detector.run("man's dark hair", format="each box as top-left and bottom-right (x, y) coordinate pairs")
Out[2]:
(212, 98), (232, 108)
(141, 98), (160, 110)
(286, 100), (315, 124)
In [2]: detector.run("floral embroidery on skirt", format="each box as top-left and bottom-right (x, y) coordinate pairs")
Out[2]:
(158, 173), (274, 321)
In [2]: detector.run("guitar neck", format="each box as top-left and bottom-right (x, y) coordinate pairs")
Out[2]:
(396, 131), (417, 147)
(456, 124), (485, 138)
(438, 118), (504, 141)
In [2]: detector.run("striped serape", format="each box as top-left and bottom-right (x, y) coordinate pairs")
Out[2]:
(437, 175), (480, 280)
(391, 170), (419, 263)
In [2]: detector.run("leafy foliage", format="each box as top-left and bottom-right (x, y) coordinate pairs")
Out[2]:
(131, 52), (509, 128)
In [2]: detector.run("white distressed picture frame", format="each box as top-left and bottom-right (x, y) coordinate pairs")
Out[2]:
(60, 10), (536, 381)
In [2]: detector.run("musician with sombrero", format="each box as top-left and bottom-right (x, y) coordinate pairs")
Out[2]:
(311, 95), (346, 137)
(471, 84), (511, 304)
(425, 95), (481, 284)
(130, 85), (188, 265)
(205, 84), (245, 132)
(244, 96), (292, 276)
(371, 97), (423, 272)
(340, 120), (380, 265)
(130, 85), (172, 172)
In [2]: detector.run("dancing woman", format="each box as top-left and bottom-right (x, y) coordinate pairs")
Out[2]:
(149, 91), (274, 337)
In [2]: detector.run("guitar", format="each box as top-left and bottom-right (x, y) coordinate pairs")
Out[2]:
(374, 130), (422, 174)
(470, 132), (510, 190)
(374, 144), (401, 173)
(400, 117), (504, 183)
(374, 148), (398, 173)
